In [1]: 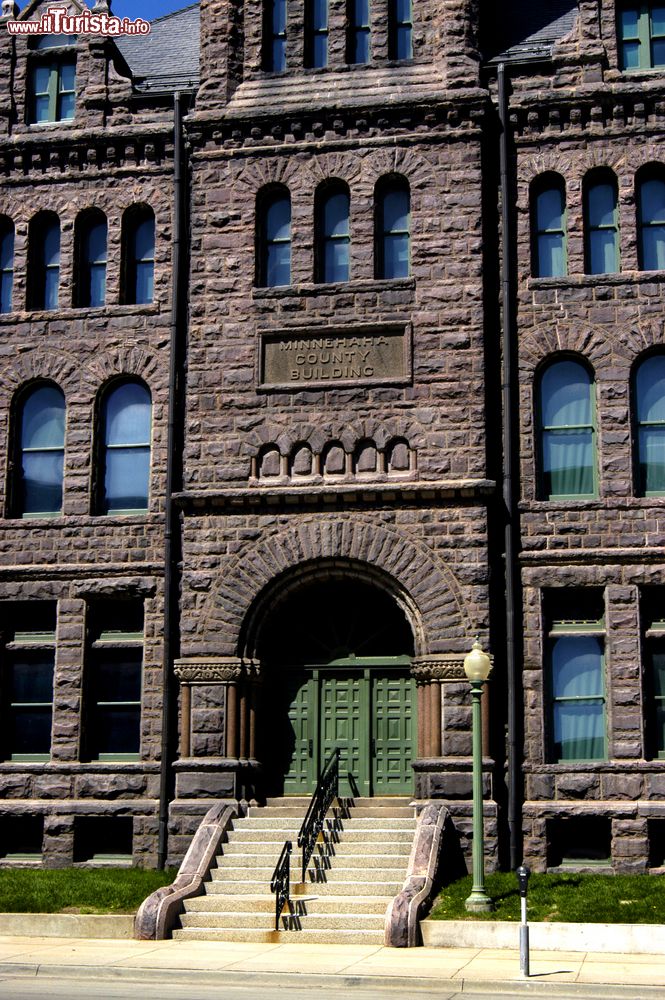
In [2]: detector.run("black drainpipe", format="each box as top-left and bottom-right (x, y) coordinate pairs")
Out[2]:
(158, 90), (187, 870)
(497, 62), (521, 870)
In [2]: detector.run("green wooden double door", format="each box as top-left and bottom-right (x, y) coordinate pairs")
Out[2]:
(266, 662), (415, 797)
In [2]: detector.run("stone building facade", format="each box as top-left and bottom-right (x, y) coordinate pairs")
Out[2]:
(0, 0), (663, 876)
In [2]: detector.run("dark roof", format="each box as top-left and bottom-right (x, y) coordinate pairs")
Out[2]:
(484, 0), (578, 63)
(115, 2), (199, 93)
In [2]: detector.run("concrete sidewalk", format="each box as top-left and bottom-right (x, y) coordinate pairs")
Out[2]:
(1, 936), (665, 996)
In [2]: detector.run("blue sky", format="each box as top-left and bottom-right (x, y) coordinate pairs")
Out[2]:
(109, 0), (191, 20)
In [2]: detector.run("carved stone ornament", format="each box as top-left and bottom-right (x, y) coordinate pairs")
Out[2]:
(411, 655), (467, 683)
(174, 657), (256, 684)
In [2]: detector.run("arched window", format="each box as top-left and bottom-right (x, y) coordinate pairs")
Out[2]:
(98, 381), (151, 515)
(264, 0), (287, 71)
(27, 213), (60, 310)
(257, 188), (291, 287)
(15, 383), (66, 517)
(388, 0), (412, 59)
(28, 34), (76, 124)
(537, 358), (596, 500)
(75, 210), (107, 307)
(315, 183), (350, 283)
(122, 206), (155, 305)
(634, 353), (665, 496)
(348, 0), (371, 63)
(375, 177), (410, 279)
(584, 171), (619, 275)
(531, 175), (567, 278)
(304, 0), (329, 68)
(637, 170), (665, 270)
(0, 216), (13, 314)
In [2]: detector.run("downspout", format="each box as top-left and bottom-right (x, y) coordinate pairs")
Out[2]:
(158, 90), (186, 869)
(497, 63), (521, 870)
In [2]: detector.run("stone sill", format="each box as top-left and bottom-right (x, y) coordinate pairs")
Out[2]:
(0, 513), (163, 528)
(173, 478), (496, 508)
(252, 277), (415, 299)
(0, 303), (161, 325)
(520, 496), (665, 512)
(0, 799), (159, 814)
(528, 270), (665, 291)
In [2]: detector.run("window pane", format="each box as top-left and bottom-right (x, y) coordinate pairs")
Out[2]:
(324, 192), (349, 238)
(353, 30), (370, 62)
(384, 233), (409, 278)
(313, 34), (328, 67)
(105, 383), (151, 446)
(541, 361), (592, 427)
(313, 0), (327, 29)
(652, 6), (665, 35)
(538, 233), (566, 277)
(641, 178), (665, 223)
(135, 261), (154, 304)
(93, 706), (140, 755)
(59, 60), (76, 91)
(383, 189), (409, 233)
(34, 33), (76, 49)
(95, 651), (142, 702)
(553, 701), (605, 760)
(89, 264), (106, 307)
(620, 8), (640, 40)
(44, 224), (60, 267)
(134, 218), (154, 261)
(104, 447), (150, 511)
(86, 221), (107, 263)
(22, 386), (65, 449)
(642, 224), (665, 269)
(622, 39), (641, 68)
(653, 648), (665, 698)
(273, 0), (286, 33)
(589, 229), (618, 274)
(536, 187), (564, 231)
(272, 38), (286, 71)
(0, 226), (14, 270)
(324, 241), (350, 282)
(395, 0), (411, 21)
(588, 183), (615, 227)
(266, 198), (290, 242)
(552, 636), (603, 697)
(10, 657), (54, 702)
(652, 37), (665, 64)
(0, 272), (11, 313)
(639, 427), (665, 493)
(543, 429), (594, 497)
(33, 64), (51, 94)
(355, 0), (370, 22)
(636, 355), (665, 423)
(10, 706), (52, 756)
(22, 451), (64, 514)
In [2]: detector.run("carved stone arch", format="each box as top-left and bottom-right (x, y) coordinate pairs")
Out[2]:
(614, 320), (665, 366)
(233, 156), (302, 198)
(202, 515), (473, 659)
(520, 323), (613, 375)
(240, 424), (278, 458)
(277, 423), (326, 454)
(308, 153), (364, 189)
(80, 346), (161, 395)
(0, 348), (81, 409)
(574, 152), (627, 188)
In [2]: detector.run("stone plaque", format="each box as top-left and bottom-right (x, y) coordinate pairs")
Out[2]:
(260, 325), (410, 390)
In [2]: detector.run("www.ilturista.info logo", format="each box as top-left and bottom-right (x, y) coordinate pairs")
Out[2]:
(6, 6), (150, 35)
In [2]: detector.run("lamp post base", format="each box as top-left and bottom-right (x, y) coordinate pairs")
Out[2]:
(464, 890), (494, 914)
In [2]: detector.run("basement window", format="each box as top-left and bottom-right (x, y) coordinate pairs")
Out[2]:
(648, 819), (665, 867)
(0, 815), (44, 860)
(547, 817), (612, 868)
(73, 816), (133, 864)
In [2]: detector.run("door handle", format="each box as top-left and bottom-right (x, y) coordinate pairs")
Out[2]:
(371, 738), (376, 755)
(308, 739), (313, 757)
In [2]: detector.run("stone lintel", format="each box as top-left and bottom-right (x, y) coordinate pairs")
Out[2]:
(174, 657), (260, 683)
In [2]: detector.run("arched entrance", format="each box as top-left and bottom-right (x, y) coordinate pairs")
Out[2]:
(256, 575), (416, 797)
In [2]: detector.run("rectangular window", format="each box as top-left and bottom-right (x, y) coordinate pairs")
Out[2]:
(305, 0), (329, 68)
(265, 0), (287, 71)
(85, 600), (143, 761)
(0, 815), (44, 860)
(619, 3), (665, 70)
(348, 0), (370, 64)
(546, 591), (606, 763)
(389, 0), (413, 60)
(1, 603), (56, 762)
(29, 57), (76, 124)
(641, 590), (665, 758)
(73, 816), (133, 863)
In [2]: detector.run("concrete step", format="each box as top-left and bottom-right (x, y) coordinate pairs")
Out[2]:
(236, 816), (415, 830)
(205, 879), (402, 897)
(187, 894), (389, 915)
(172, 927), (385, 944)
(218, 848), (409, 868)
(222, 839), (411, 857)
(180, 911), (385, 931)
(227, 828), (414, 844)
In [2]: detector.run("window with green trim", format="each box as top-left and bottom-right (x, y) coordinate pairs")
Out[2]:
(84, 600), (143, 762)
(641, 589), (665, 759)
(546, 591), (606, 763)
(537, 357), (597, 500)
(531, 175), (567, 278)
(28, 35), (76, 124)
(618, 3), (665, 70)
(584, 171), (620, 275)
(634, 353), (665, 495)
(1, 602), (56, 762)
(97, 379), (151, 515)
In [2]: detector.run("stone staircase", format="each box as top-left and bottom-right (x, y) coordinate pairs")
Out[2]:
(172, 797), (417, 943)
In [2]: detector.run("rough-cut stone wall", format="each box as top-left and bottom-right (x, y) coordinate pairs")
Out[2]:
(0, 40), (175, 862)
(510, 0), (665, 872)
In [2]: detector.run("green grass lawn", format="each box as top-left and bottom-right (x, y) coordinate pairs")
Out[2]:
(0, 868), (176, 915)
(430, 872), (665, 924)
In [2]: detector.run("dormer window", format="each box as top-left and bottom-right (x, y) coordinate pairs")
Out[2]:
(618, 3), (665, 70)
(28, 34), (76, 124)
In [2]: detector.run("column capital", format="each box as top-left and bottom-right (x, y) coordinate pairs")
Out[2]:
(174, 656), (245, 683)
(411, 654), (466, 683)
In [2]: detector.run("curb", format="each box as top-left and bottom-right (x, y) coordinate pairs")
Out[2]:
(421, 918), (665, 955)
(2, 963), (665, 998)
(0, 914), (134, 939)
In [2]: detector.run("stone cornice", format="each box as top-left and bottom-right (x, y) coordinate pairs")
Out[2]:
(411, 655), (467, 683)
(508, 87), (665, 142)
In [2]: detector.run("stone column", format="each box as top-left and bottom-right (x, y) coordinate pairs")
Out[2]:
(180, 682), (191, 758)
(412, 655), (470, 759)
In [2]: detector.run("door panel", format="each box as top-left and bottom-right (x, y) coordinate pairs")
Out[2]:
(320, 673), (369, 796)
(271, 670), (316, 795)
(372, 673), (415, 795)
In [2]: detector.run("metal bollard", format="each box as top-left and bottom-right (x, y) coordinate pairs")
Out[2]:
(516, 864), (530, 978)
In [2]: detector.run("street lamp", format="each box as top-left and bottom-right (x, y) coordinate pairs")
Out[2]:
(464, 638), (493, 913)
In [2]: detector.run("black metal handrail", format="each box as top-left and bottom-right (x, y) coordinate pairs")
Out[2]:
(270, 839), (292, 931)
(297, 748), (340, 883)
